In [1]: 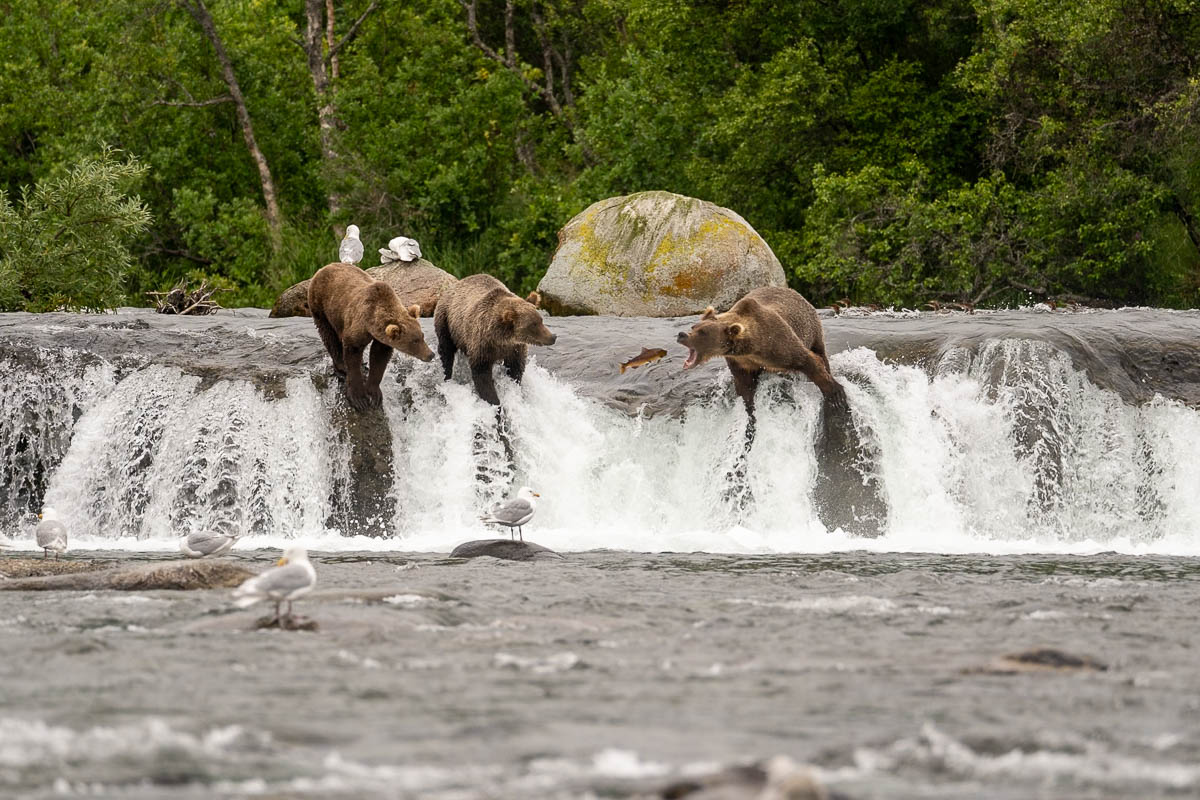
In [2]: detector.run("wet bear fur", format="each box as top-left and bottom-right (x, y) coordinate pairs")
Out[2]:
(677, 286), (845, 414)
(434, 274), (557, 405)
(309, 262), (434, 410)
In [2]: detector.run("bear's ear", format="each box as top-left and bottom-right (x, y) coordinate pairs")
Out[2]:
(499, 303), (518, 327)
(385, 323), (400, 339)
(525, 290), (542, 308)
(727, 322), (745, 338)
(701, 306), (718, 320)
(407, 304), (421, 319)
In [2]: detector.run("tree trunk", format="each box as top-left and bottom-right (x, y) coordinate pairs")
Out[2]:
(304, 0), (340, 221)
(181, 0), (282, 249)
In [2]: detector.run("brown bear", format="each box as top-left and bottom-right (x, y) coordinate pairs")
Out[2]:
(676, 286), (845, 414)
(308, 262), (434, 410)
(434, 274), (557, 405)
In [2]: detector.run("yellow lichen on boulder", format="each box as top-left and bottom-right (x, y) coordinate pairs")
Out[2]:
(538, 191), (785, 316)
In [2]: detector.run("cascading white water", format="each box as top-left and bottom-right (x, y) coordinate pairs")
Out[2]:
(5, 337), (1200, 554)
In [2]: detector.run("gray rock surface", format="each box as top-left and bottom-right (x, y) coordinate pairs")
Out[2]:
(537, 191), (786, 317)
(449, 539), (564, 561)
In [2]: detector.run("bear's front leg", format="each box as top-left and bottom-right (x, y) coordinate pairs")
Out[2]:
(366, 340), (393, 405)
(470, 361), (502, 406)
(434, 314), (457, 380)
(502, 349), (526, 383)
(727, 361), (761, 418)
(343, 344), (376, 410)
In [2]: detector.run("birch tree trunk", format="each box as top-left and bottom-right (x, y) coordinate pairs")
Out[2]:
(181, 0), (283, 249)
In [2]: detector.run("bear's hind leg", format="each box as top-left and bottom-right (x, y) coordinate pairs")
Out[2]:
(313, 312), (347, 378)
(791, 349), (847, 406)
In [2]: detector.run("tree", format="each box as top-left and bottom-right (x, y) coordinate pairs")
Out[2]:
(0, 150), (152, 312)
(179, 0), (283, 248)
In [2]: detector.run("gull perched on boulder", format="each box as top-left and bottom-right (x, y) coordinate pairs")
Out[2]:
(179, 528), (240, 558)
(480, 486), (539, 542)
(35, 507), (68, 559)
(379, 236), (422, 264)
(339, 224), (364, 265)
(232, 546), (317, 625)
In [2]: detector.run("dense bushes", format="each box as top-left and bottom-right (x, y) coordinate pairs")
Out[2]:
(0, 1), (1196, 310)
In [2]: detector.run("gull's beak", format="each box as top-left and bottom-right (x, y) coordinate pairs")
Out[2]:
(37, 514), (43, 519)
(532, 492), (541, 497)
(276, 557), (289, 566)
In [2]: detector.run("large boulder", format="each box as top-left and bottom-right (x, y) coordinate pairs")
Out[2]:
(268, 259), (458, 318)
(537, 191), (787, 316)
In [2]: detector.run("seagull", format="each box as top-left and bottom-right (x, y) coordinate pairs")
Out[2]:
(379, 236), (422, 264)
(232, 546), (317, 624)
(35, 507), (68, 559)
(480, 486), (539, 542)
(339, 224), (364, 265)
(179, 528), (240, 558)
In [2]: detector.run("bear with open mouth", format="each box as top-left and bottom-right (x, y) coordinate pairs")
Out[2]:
(677, 286), (844, 414)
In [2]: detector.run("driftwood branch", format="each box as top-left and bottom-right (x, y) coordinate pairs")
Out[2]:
(147, 279), (226, 315)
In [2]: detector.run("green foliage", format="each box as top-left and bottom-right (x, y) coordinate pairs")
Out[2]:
(0, 150), (151, 311)
(0, 0), (1198, 310)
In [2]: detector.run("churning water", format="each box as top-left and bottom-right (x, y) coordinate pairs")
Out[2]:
(2, 308), (1198, 555)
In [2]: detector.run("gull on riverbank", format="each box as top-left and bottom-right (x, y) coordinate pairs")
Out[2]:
(480, 487), (539, 542)
(35, 508), (68, 559)
(379, 236), (422, 263)
(232, 546), (316, 624)
(339, 224), (364, 265)
(179, 528), (240, 558)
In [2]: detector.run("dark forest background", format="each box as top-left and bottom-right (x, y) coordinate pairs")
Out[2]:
(1, 0), (1198, 311)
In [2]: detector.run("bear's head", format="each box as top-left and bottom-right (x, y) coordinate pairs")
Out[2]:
(379, 304), (435, 362)
(500, 296), (557, 346)
(677, 305), (748, 368)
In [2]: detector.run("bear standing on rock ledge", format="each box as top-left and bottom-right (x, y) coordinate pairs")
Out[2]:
(435, 274), (557, 405)
(309, 262), (434, 410)
(677, 286), (845, 416)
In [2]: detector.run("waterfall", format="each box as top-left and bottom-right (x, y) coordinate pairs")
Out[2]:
(3, 311), (1199, 555)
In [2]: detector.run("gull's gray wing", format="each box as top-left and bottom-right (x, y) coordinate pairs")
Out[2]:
(187, 530), (235, 555)
(339, 236), (364, 264)
(36, 520), (67, 547)
(252, 562), (315, 599)
(487, 498), (534, 526)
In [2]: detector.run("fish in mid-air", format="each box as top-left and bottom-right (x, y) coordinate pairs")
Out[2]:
(619, 347), (668, 373)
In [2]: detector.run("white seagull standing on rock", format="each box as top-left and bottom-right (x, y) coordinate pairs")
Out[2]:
(35, 507), (68, 559)
(379, 236), (422, 264)
(480, 487), (539, 541)
(179, 528), (240, 558)
(232, 546), (317, 624)
(339, 224), (364, 265)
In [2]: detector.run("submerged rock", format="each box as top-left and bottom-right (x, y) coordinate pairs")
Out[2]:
(449, 539), (564, 561)
(269, 259), (457, 318)
(0, 558), (116, 580)
(650, 755), (841, 800)
(966, 647), (1108, 675)
(0, 559), (254, 591)
(537, 190), (786, 317)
